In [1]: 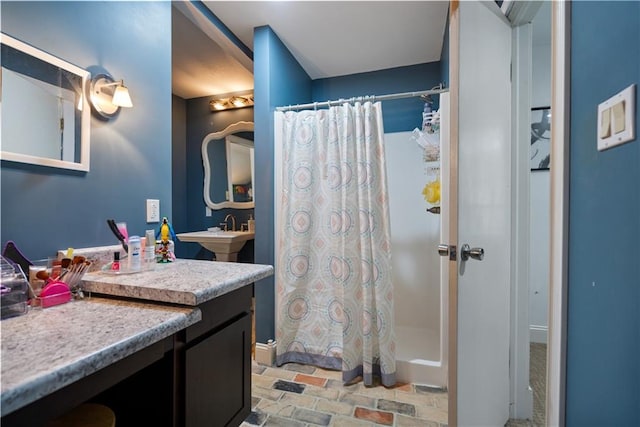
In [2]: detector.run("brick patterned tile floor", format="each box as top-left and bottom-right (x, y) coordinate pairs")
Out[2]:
(242, 361), (448, 427)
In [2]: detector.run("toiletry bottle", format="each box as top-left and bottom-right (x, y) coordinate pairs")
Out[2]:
(248, 215), (255, 233)
(128, 235), (141, 272)
(112, 252), (120, 272)
(145, 230), (156, 265)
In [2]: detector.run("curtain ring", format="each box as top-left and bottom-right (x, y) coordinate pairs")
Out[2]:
(314, 102), (318, 111)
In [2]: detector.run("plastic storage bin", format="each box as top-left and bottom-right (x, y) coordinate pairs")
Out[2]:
(1, 255), (29, 319)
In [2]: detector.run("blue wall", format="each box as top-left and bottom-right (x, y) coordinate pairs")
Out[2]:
(312, 63), (442, 133)
(567, 2), (640, 425)
(253, 26), (313, 342)
(172, 95), (188, 257)
(1, 2), (172, 261)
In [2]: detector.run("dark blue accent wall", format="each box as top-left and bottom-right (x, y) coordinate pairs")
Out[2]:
(177, 95), (254, 261)
(312, 63), (442, 133)
(172, 95), (189, 256)
(1, 2), (172, 261)
(253, 26), (313, 342)
(568, 2), (639, 425)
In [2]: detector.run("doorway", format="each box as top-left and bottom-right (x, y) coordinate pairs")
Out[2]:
(449, 1), (555, 425)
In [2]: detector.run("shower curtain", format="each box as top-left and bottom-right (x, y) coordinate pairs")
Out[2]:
(275, 101), (396, 386)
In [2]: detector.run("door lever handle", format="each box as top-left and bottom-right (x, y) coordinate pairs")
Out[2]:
(461, 244), (484, 261)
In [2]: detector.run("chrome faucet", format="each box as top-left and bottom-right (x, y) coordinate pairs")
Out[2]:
(222, 214), (236, 232)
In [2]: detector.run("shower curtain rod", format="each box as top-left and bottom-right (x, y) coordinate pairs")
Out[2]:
(275, 87), (449, 112)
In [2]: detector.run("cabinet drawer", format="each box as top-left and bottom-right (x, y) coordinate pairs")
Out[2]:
(186, 285), (253, 343)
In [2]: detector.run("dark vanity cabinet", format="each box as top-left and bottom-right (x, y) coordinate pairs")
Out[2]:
(184, 285), (253, 427)
(1, 285), (255, 427)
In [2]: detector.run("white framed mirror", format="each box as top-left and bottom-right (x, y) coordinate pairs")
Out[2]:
(0, 33), (91, 172)
(202, 121), (254, 210)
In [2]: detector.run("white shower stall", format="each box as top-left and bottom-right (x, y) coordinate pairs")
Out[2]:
(385, 93), (449, 388)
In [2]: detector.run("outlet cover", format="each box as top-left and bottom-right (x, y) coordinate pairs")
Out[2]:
(146, 199), (160, 223)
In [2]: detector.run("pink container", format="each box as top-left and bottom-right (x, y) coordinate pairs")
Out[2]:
(38, 281), (71, 308)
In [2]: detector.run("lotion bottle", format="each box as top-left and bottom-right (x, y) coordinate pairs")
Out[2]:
(144, 230), (156, 265)
(248, 215), (255, 233)
(128, 235), (141, 272)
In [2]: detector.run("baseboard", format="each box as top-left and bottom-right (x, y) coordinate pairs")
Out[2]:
(255, 340), (276, 366)
(530, 325), (548, 343)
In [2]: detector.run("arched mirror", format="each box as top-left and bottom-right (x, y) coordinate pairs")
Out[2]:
(202, 121), (255, 210)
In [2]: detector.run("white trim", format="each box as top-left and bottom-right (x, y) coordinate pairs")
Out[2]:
(503, 1), (544, 27)
(547, 1), (569, 425)
(482, 0), (513, 26)
(439, 93), (450, 389)
(509, 22), (534, 420)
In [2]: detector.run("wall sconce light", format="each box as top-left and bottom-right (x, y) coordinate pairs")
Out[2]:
(90, 73), (133, 119)
(209, 93), (254, 112)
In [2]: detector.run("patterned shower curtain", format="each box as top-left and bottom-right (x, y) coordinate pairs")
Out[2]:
(275, 102), (396, 386)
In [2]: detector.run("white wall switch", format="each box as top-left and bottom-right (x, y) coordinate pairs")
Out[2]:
(146, 199), (160, 223)
(597, 84), (636, 151)
(599, 108), (611, 139)
(205, 207), (212, 217)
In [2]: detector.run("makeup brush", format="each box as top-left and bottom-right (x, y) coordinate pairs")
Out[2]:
(35, 270), (51, 284)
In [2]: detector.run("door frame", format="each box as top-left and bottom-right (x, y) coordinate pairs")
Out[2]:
(547, 1), (569, 425)
(447, 1), (569, 425)
(510, 20), (533, 420)
(446, 2), (460, 425)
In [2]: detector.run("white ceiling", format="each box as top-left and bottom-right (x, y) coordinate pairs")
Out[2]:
(203, 1), (449, 80)
(172, 1), (448, 99)
(172, 1), (551, 100)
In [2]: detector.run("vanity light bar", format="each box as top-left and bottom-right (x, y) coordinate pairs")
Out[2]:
(209, 93), (254, 112)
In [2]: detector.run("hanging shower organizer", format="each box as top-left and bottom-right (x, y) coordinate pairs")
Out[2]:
(412, 85), (444, 214)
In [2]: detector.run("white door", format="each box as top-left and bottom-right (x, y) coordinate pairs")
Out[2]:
(449, 2), (513, 426)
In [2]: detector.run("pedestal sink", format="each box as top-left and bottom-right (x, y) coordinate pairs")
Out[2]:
(176, 230), (254, 262)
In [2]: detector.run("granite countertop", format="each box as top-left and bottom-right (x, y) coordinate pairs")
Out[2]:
(0, 297), (201, 415)
(82, 258), (274, 306)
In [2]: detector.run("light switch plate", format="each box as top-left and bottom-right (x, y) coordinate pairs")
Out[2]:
(597, 84), (636, 151)
(146, 199), (160, 223)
